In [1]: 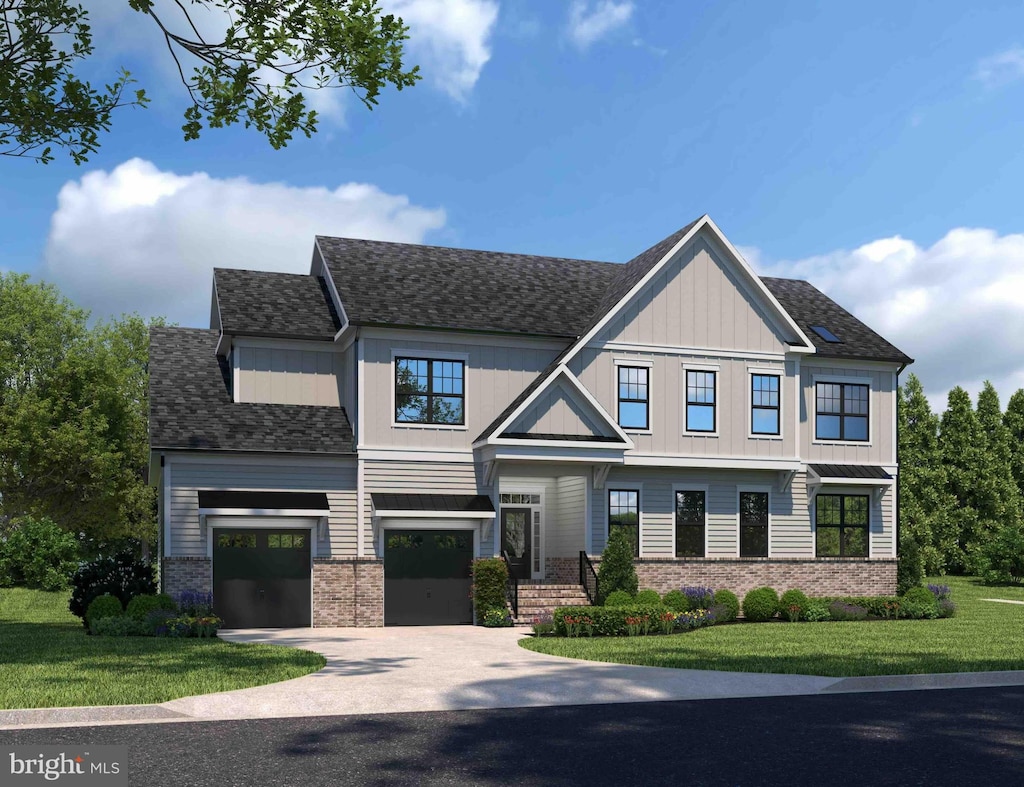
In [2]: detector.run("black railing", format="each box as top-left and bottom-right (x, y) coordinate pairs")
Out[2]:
(501, 550), (519, 618)
(579, 550), (599, 606)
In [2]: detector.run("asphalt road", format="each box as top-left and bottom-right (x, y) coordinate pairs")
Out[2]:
(2, 687), (1023, 786)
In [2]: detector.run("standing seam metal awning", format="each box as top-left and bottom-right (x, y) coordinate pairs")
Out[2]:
(806, 464), (894, 504)
(371, 493), (496, 518)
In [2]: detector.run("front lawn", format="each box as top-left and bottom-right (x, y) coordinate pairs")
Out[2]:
(520, 577), (1024, 677)
(0, 588), (326, 709)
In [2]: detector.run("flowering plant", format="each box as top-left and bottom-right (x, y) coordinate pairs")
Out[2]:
(624, 614), (651, 636)
(927, 584), (951, 600)
(563, 615), (594, 637)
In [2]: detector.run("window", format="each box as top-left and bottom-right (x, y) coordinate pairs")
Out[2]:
(816, 495), (869, 557)
(686, 370), (716, 432)
(268, 533), (306, 549)
(816, 382), (868, 441)
(751, 374), (780, 435)
(608, 489), (640, 557)
(395, 357), (465, 425)
(500, 493), (541, 505)
(739, 491), (768, 557)
(217, 533), (256, 548)
(675, 490), (706, 557)
(617, 366), (649, 430)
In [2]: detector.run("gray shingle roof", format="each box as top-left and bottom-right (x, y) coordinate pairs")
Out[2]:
(149, 327), (354, 454)
(761, 277), (913, 364)
(214, 268), (341, 340)
(316, 236), (620, 337)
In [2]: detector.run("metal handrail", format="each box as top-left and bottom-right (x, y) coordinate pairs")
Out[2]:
(579, 550), (599, 606)
(501, 550), (519, 618)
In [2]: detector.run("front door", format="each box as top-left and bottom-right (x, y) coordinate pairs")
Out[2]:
(501, 508), (532, 580)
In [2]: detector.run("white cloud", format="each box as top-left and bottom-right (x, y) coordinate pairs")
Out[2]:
(753, 227), (1024, 409)
(567, 1), (634, 49)
(42, 159), (446, 326)
(388, 0), (499, 101)
(974, 46), (1024, 88)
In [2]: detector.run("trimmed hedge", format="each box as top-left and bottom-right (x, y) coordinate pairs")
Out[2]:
(742, 587), (779, 622)
(553, 604), (666, 637)
(471, 558), (508, 616)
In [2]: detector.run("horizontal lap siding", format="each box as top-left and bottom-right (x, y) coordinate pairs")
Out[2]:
(552, 476), (587, 558)
(365, 461), (492, 556)
(168, 458), (357, 558)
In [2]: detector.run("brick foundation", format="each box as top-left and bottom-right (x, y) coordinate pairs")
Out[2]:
(161, 557), (212, 597)
(544, 557), (580, 585)
(313, 558), (384, 627)
(628, 558), (898, 597)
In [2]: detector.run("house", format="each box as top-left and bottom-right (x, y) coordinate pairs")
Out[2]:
(148, 216), (912, 628)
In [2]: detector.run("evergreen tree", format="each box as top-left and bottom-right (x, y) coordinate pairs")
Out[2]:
(938, 387), (985, 572)
(897, 374), (956, 574)
(1004, 389), (1024, 499)
(597, 527), (638, 602)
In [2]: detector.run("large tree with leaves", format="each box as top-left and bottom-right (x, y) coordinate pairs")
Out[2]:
(897, 374), (956, 575)
(1005, 389), (1024, 499)
(0, 274), (158, 544)
(1, 0), (420, 163)
(937, 386), (987, 573)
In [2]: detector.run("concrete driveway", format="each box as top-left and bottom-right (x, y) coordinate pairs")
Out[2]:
(162, 625), (838, 720)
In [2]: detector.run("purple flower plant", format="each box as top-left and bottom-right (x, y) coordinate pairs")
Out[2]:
(927, 584), (951, 600)
(681, 586), (715, 608)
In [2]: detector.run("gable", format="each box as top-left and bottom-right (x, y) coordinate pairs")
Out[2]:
(592, 229), (796, 353)
(503, 377), (615, 439)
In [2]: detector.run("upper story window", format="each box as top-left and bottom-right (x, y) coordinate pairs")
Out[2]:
(816, 382), (868, 441)
(617, 366), (649, 430)
(751, 374), (780, 436)
(686, 370), (717, 433)
(608, 489), (640, 557)
(395, 357), (465, 425)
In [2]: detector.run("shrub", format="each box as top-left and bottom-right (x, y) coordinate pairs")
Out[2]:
(193, 616), (223, 638)
(634, 589), (663, 607)
(92, 616), (147, 637)
(86, 594), (123, 631)
(937, 599), (957, 618)
(681, 586), (716, 611)
(597, 527), (638, 602)
(481, 607), (513, 628)
(144, 609), (178, 636)
(0, 516), (79, 591)
(532, 621), (556, 637)
(816, 595), (904, 619)
(742, 587), (779, 622)
(175, 589), (214, 617)
(828, 601), (868, 621)
(896, 534), (924, 595)
(604, 590), (634, 607)
(125, 593), (177, 621)
(553, 604), (665, 637)
(927, 584), (951, 600)
(802, 601), (831, 622)
(712, 589), (739, 622)
(472, 558), (508, 614)
(978, 524), (1024, 585)
(779, 589), (809, 622)
(662, 590), (687, 612)
(900, 586), (939, 619)
(69, 550), (156, 627)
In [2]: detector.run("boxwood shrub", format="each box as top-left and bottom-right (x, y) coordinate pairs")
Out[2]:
(742, 587), (779, 622)
(553, 604), (665, 637)
(604, 590), (634, 607)
(125, 593), (177, 621)
(712, 589), (739, 622)
(662, 590), (687, 612)
(86, 594), (123, 631)
(634, 589), (663, 607)
(779, 589), (809, 622)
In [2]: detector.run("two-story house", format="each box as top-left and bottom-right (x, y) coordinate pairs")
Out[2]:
(148, 216), (912, 628)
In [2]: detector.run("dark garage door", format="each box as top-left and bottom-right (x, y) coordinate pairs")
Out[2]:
(384, 530), (474, 625)
(213, 528), (311, 628)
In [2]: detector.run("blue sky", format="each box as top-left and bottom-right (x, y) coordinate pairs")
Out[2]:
(3, 0), (1024, 404)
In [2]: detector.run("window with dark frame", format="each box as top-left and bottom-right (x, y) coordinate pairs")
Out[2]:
(686, 370), (716, 432)
(395, 357), (465, 425)
(815, 494), (869, 557)
(815, 382), (868, 441)
(608, 489), (640, 557)
(739, 491), (768, 557)
(617, 365), (649, 430)
(751, 374), (780, 435)
(675, 490), (706, 557)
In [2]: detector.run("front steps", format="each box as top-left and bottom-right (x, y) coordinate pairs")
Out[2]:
(512, 583), (591, 626)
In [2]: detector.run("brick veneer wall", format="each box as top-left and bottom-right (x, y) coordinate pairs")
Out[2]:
(312, 558), (384, 627)
(629, 558), (898, 597)
(161, 557), (212, 597)
(545, 557), (580, 585)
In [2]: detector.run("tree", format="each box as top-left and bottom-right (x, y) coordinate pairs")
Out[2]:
(897, 374), (956, 574)
(597, 527), (638, 603)
(938, 387), (985, 573)
(0, 274), (158, 544)
(1004, 389), (1024, 499)
(1, 0), (420, 163)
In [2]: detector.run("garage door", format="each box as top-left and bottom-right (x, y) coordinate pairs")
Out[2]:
(213, 527), (311, 628)
(384, 529), (474, 625)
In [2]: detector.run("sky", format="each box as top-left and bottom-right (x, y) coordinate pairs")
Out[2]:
(3, 0), (1024, 410)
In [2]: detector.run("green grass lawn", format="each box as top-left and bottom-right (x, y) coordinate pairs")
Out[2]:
(520, 577), (1024, 677)
(0, 588), (326, 709)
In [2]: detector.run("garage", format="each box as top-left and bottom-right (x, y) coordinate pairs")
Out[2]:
(201, 491), (329, 629)
(383, 529), (474, 625)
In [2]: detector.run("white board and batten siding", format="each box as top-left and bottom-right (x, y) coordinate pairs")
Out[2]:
(591, 468), (894, 558)
(167, 457), (357, 558)
(506, 379), (607, 437)
(234, 345), (342, 407)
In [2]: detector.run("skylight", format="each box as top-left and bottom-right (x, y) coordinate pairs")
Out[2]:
(810, 325), (842, 343)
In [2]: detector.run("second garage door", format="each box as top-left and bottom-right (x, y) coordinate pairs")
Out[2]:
(384, 529), (474, 625)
